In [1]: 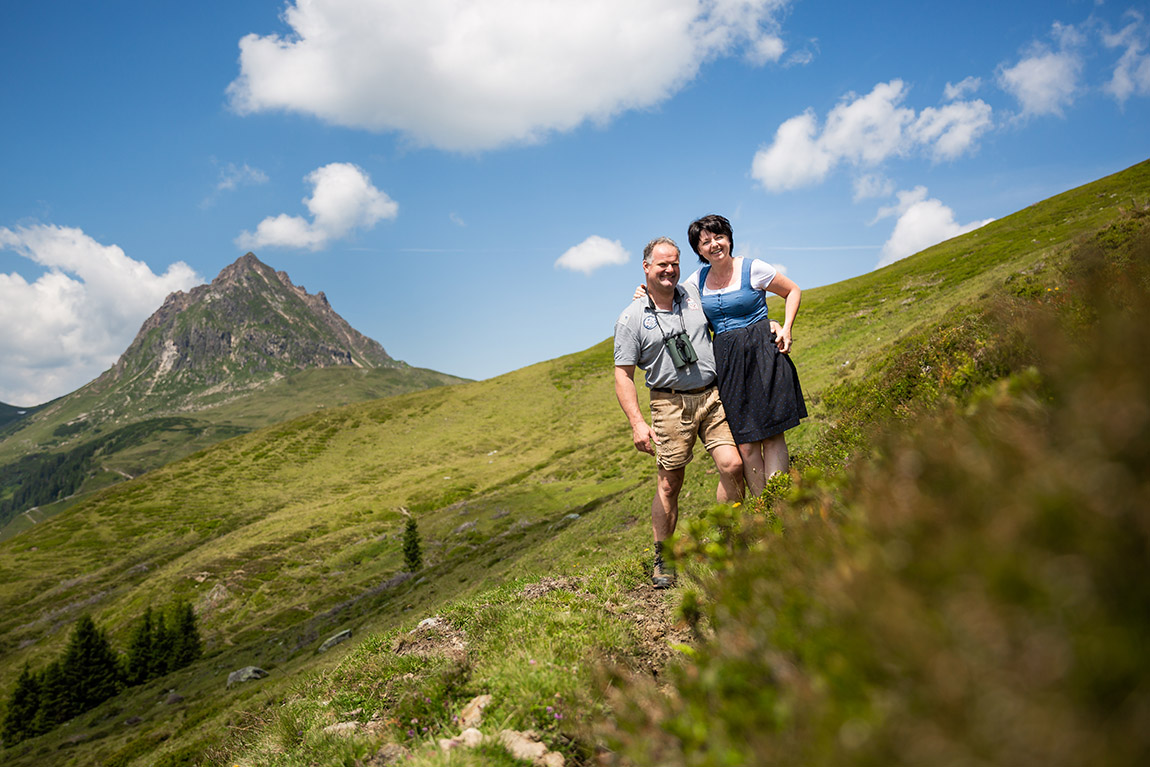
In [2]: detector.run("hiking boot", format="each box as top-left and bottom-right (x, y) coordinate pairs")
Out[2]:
(652, 554), (676, 589)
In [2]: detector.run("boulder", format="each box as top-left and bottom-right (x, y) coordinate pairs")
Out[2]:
(319, 629), (353, 653)
(226, 666), (268, 688)
(438, 727), (485, 751)
(497, 729), (565, 766)
(458, 694), (492, 728)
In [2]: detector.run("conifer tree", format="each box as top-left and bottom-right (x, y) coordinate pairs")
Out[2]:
(169, 600), (202, 670)
(403, 516), (422, 572)
(32, 660), (69, 734)
(124, 606), (155, 686)
(60, 615), (122, 715)
(2, 663), (40, 745)
(151, 612), (175, 677)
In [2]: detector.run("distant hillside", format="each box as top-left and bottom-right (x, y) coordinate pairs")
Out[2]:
(0, 254), (466, 534)
(0, 160), (1146, 767)
(0, 402), (42, 431)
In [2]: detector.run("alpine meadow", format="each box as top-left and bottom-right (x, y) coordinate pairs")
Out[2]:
(1, 160), (1148, 766)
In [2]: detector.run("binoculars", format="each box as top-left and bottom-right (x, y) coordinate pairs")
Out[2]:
(664, 331), (699, 368)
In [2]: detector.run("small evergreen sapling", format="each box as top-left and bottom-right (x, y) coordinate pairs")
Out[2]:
(403, 516), (422, 572)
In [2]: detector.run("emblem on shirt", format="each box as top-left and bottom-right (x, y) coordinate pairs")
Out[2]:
(686, 296), (700, 311)
(642, 315), (658, 330)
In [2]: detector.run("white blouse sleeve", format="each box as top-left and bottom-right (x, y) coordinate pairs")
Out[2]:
(749, 259), (777, 291)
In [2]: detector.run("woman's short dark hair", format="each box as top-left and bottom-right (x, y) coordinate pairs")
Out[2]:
(687, 214), (734, 262)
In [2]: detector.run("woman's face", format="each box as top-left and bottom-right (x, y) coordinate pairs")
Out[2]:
(696, 230), (731, 263)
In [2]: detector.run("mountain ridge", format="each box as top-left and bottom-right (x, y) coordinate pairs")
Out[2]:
(90, 252), (398, 408)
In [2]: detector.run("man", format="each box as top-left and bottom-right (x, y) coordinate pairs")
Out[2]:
(614, 237), (744, 588)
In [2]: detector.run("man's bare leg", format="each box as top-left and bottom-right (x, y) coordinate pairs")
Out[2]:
(709, 444), (744, 503)
(651, 465), (684, 588)
(651, 465), (684, 542)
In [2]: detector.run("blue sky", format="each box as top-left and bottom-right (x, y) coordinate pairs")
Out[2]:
(2, 0), (1148, 406)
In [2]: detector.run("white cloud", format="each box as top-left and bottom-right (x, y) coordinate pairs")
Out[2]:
(820, 80), (915, 165)
(910, 100), (994, 161)
(217, 162), (269, 191)
(997, 23), (1084, 118)
(752, 80), (993, 191)
(853, 173), (895, 201)
(944, 76), (981, 101)
(555, 235), (629, 275)
(227, 0), (791, 151)
(0, 225), (201, 405)
(1102, 11), (1150, 105)
(751, 109), (835, 191)
(874, 187), (994, 268)
(202, 162), (270, 209)
(236, 162), (398, 251)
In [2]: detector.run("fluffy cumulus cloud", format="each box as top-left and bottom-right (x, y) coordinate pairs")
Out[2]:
(1102, 11), (1150, 105)
(997, 22), (1085, 118)
(874, 187), (994, 268)
(752, 80), (993, 191)
(555, 235), (629, 275)
(0, 225), (201, 405)
(227, 0), (791, 151)
(236, 163), (398, 251)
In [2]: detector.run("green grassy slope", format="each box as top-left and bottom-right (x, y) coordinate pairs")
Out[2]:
(0, 365), (467, 539)
(783, 158), (1150, 436)
(0, 338), (648, 670)
(0, 159), (1146, 766)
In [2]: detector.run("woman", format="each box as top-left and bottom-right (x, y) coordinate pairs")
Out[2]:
(682, 214), (807, 495)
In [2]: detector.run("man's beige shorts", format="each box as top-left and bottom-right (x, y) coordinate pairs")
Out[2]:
(649, 385), (736, 471)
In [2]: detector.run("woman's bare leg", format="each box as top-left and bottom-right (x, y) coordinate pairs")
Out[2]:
(763, 434), (790, 478)
(738, 441), (767, 497)
(740, 435), (790, 497)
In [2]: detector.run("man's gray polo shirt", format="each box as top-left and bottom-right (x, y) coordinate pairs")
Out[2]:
(614, 284), (717, 390)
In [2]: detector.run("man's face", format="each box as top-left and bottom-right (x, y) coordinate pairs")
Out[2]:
(643, 243), (680, 292)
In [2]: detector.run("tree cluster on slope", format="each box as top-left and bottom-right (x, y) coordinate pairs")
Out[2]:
(1, 601), (202, 747)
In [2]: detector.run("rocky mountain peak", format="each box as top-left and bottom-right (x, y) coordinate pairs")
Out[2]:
(85, 253), (398, 416)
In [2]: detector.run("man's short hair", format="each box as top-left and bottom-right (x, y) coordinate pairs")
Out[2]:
(643, 236), (680, 265)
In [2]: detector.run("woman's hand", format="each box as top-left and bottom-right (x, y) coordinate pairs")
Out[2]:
(769, 320), (791, 353)
(775, 326), (793, 354)
(766, 274), (800, 355)
(633, 284), (648, 301)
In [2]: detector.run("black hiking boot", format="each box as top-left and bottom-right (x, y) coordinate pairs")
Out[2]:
(652, 543), (676, 589)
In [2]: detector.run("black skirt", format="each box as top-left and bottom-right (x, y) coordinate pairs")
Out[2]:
(713, 318), (807, 443)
